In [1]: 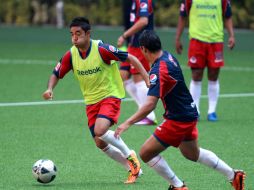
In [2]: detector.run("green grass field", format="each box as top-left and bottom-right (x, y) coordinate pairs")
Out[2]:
(0, 26), (254, 190)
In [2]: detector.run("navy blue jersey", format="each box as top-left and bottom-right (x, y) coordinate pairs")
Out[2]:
(148, 51), (198, 122)
(129, 0), (154, 47)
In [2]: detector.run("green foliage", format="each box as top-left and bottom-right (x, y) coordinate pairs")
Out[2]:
(64, 3), (85, 25)
(0, 0), (253, 29)
(155, 3), (179, 27)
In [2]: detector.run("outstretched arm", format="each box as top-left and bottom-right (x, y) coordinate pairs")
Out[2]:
(42, 74), (59, 100)
(224, 17), (235, 50)
(114, 96), (159, 138)
(126, 53), (150, 87)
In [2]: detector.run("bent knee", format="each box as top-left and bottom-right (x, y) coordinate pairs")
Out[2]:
(182, 152), (199, 162)
(139, 149), (154, 163)
(94, 137), (108, 150)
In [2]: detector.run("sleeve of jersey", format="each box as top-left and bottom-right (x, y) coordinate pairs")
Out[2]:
(148, 61), (177, 98)
(179, 0), (190, 17)
(147, 73), (160, 98)
(138, 0), (150, 17)
(53, 51), (72, 79)
(223, 0), (232, 18)
(98, 43), (128, 65)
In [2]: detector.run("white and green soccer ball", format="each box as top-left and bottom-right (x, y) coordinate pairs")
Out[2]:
(32, 159), (57, 184)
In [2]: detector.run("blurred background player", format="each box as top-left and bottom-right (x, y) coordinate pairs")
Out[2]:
(42, 17), (148, 184)
(55, 0), (64, 28)
(117, 0), (157, 125)
(122, 0), (132, 48)
(115, 30), (245, 190)
(175, 0), (235, 121)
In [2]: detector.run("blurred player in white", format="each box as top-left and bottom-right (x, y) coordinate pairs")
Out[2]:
(117, 0), (157, 125)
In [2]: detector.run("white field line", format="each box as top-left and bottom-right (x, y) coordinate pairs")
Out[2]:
(0, 93), (254, 107)
(0, 58), (254, 72)
(0, 59), (55, 65)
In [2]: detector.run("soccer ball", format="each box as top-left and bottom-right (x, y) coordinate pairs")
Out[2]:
(32, 159), (57, 183)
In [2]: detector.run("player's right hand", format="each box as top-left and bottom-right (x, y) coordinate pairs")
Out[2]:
(117, 35), (125, 47)
(42, 89), (53, 100)
(114, 122), (131, 139)
(175, 40), (183, 54)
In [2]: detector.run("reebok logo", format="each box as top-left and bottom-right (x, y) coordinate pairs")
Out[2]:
(77, 67), (101, 75)
(196, 4), (217, 10)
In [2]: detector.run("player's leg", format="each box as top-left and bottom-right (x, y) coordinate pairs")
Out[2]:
(190, 68), (204, 115)
(95, 118), (140, 176)
(95, 118), (132, 158)
(207, 67), (220, 121)
(120, 56), (140, 107)
(132, 74), (157, 124)
(140, 135), (186, 189)
(87, 102), (131, 172)
(129, 46), (157, 125)
(86, 98), (140, 182)
(93, 98), (141, 179)
(206, 42), (224, 121)
(179, 140), (245, 189)
(188, 39), (207, 116)
(94, 136), (130, 170)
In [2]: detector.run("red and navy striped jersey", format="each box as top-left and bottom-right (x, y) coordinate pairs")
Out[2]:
(129, 0), (154, 47)
(53, 40), (128, 78)
(148, 51), (198, 122)
(179, 0), (232, 18)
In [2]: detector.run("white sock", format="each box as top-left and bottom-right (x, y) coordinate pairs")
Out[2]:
(208, 80), (219, 114)
(190, 80), (202, 114)
(102, 144), (130, 171)
(124, 79), (140, 107)
(135, 81), (156, 121)
(147, 155), (183, 187)
(197, 148), (234, 180)
(99, 130), (131, 158)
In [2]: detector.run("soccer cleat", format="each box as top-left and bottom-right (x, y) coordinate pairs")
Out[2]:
(231, 170), (246, 190)
(127, 152), (141, 176)
(135, 117), (157, 125)
(124, 168), (143, 184)
(168, 184), (188, 190)
(207, 112), (218, 122)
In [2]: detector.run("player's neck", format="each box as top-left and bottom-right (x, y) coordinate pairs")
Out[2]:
(151, 50), (163, 63)
(79, 45), (89, 52)
(78, 40), (90, 53)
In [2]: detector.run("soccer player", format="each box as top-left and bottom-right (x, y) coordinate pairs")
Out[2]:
(117, 0), (157, 125)
(115, 30), (245, 190)
(175, 0), (235, 121)
(42, 17), (148, 184)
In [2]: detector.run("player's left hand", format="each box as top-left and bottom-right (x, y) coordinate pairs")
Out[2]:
(114, 122), (131, 138)
(228, 36), (235, 50)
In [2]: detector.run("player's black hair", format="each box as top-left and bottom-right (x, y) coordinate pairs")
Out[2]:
(139, 30), (161, 53)
(70, 17), (91, 32)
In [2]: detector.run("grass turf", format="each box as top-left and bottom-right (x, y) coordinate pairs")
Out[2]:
(0, 26), (253, 190)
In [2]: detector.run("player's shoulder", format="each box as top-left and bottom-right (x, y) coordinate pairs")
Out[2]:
(98, 42), (119, 54)
(62, 50), (71, 59)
